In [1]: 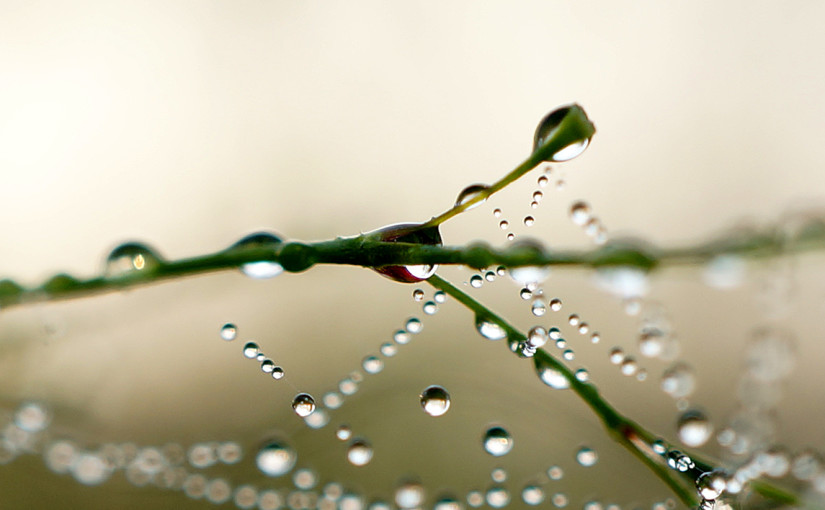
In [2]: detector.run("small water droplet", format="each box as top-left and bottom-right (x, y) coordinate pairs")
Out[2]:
(537, 365), (570, 390)
(574, 368), (589, 382)
(506, 233), (515, 241)
(347, 439), (373, 466)
(538, 175), (549, 187)
(519, 288), (533, 300)
(677, 410), (713, 448)
(493, 208), (502, 218)
(568, 201), (592, 226)
(339, 378), (358, 395)
(380, 342), (397, 357)
(243, 342), (260, 359)
(485, 487), (510, 508)
(362, 356), (384, 375)
(532, 191), (543, 202)
(590, 332), (600, 344)
(491, 468), (507, 482)
(105, 242), (163, 278)
(661, 363), (696, 399)
(562, 349), (575, 361)
(394, 330), (411, 345)
(336, 425), (352, 441)
(549, 298), (562, 311)
(256, 440), (296, 477)
(576, 447), (598, 467)
(395, 481), (425, 509)
(578, 323), (589, 334)
(261, 359), (275, 373)
(271, 366), (285, 380)
(696, 470), (728, 501)
(434, 496), (463, 510)
(423, 301), (438, 315)
(292, 393), (316, 418)
(531, 299), (546, 317)
(521, 485), (545, 506)
(467, 491), (484, 508)
(434, 290), (447, 302)
(220, 323), (237, 341)
(483, 427), (514, 457)
(406, 318), (423, 334)
(620, 357), (638, 376)
(547, 465), (564, 480)
(475, 316), (508, 341)
(523, 216), (535, 227)
(412, 289), (425, 302)
(499, 220), (509, 230)
(470, 274), (484, 288)
(323, 392), (343, 409)
(548, 327), (562, 340)
(530, 201), (539, 209)
(527, 326), (548, 348)
(608, 348), (624, 365)
(568, 314), (580, 326)
(551, 492), (569, 508)
(455, 184), (490, 210)
(293, 468), (317, 490)
(420, 385), (451, 417)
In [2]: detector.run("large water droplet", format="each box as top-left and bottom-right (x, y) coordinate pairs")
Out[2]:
(292, 393), (316, 417)
(576, 447), (598, 467)
(677, 410), (713, 448)
(256, 440), (296, 477)
(395, 481), (425, 509)
(233, 232), (285, 279)
(475, 316), (508, 341)
(347, 439), (373, 467)
(455, 184), (490, 210)
(420, 385), (451, 417)
(483, 426), (514, 457)
(105, 242), (163, 278)
(370, 223), (442, 283)
(533, 105), (593, 162)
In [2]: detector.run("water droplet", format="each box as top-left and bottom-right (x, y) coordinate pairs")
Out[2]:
(608, 348), (624, 365)
(455, 184), (490, 210)
(256, 353), (265, 362)
(243, 342), (260, 359)
(467, 491), (484, 508)
(548, 327), (562, 340)
(483, 427), (514, 457)
(527, 326), (548, 348)
(323, 392), (343, 409)
(412, 289), (425, 301)
(261, 359), (275, 373)
(568, 201), (591, 226)
(14, 402), (50, 432)
(493, 208), (502, 218)
(577, 323), (589, 335)
(509, 266), (549, 286)
(520, 288), (533, 300)
(506, 233), (515, 241)
(548, 298), (562, 311)
(434, 290), (447, 302)
(423, 301), (438, 315)
(420, 385), (451, 417)
(336, 425), (352, 441)
(533, 105), (592, 162)
(292, 393), (316, 417)
(256, 440), (296, 477)
(293, 468), (317, 490)
(746, 327), (796, 382)
(380, 342), (397, 357)
(533, 191), (543, 202)
(370, 223), (442, 283)
(406, 318), (423, 334)
(547, 465), (564, 480)
(666, 450), (695, 472)
(217, 442), (242, 464)
(499, 220), (509, 230)
(595, 268), (650, 299)
(72, 452), (110, 485)
(434, 496), (463, 510)
(590, 332), (601, 344)
(271, 366), (285, 380)
(491, 468), (507, 482)
(220, 323), (237, 341)
(347, 439), (373, 466)
(105, 242), (163, 278)
(537, 365), (570, 390)
(485, 487), (510, 508)
(562, 349), (575, 361)
(620, 357), (637, 376)
(531, 299), (546, 317)
(567, 314), (580, 326)
(677, 410), (713, 448)
(232, 232), (285, 279)
(523, 216), (535, 227)
(395, 481), (425, 509)
(576, 447), (598, 467)
(475, 316), (508, 341)
(470, 274), (484, 288)
(555, 338), (567, 349)
(362, 356), (384, 375)
(696, 470), (728, 501)
(394, 330), (411, 345)
(551, 492), (569, 508)
(661, 363), (696, 399)
(703, 255), (746, 289)
(574, 368), (589, 382)
(537, 175), (549, 187)
(530, 201), (539, 209)
(234, 485), (259, 509)
(521, 485), (545, 506)
(339, 378), (358, 395)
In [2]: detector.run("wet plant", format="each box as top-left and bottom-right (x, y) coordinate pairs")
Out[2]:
(1, 104), (823, 509)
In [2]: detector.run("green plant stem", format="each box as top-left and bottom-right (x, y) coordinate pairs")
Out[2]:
(426, 273), (800, 509)
(3, 220), (824, 311)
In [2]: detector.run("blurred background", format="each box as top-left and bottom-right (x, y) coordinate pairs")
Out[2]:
(1, 1), (825, 509)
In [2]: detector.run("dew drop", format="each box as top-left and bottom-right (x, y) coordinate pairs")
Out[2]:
(475, 316), (508, 341)
(423, 301), (438, 315)
(292, 393), (316, 418)
(470, 274), (484, 288)
(538, 175), (549, 187)
(255, 444), (295, 479)
(323, 392), (343, 409)
(232, 232), (285, 279)
(547, 466), (564, 480)
(467, 491), (484, 508)
(455, 184), (490, 210)
(562, 349), (575, 361)
(362, 356), (384, 375)
(506, 233), (515, 241)
(271, 366), (285, 380)
(665, 450), (695, 472)
(261, 359), (275, 373)
(220, 323), (237, 341)
(336, 425), (352, 441)
(395, 481), (425, 509)
(105, 242), (163, 278)
(696, 470), (727, 501)
(485, 487), (510, 508)
(661, 363), (696, 399)
(499, 220), (509, 230)
(590, 332), (601, 344)
(394, 330), (411, 345)
(521, 485), (545, 506)
(569, 202), (592, 226)
(531, 299), (546, 317)
(380, 342), (397, 357)
(347, 439), (373, 467)
(530, 201), (539, 209)
(533, 191), (543, 202)
(537, 366), (570, 390)
(370, 223), (442, 283)
(420, 385), (451, 417)
(533, 105), (592, 162)
(620, 357), (638, 376)
(243, 342), (260, 359)
(576, 447), (598, 467)
(520, 288), (533, 300)
(568, 314), (580, 326)
(608, 348), (624, 365)
(523, 216), (535, 227)
(493, 208), (502, 218)
(548, 327), (562, 340)
(527, 326), (548, 348)
(483, 426), (514, 457)
(677, 410), (713, 448)
(574, 368), (590, 382)
(434, 290), (447, 303)
(412, 289), (425, 302)
(551, 492), (569, 508)
(14, 402), (50, 432)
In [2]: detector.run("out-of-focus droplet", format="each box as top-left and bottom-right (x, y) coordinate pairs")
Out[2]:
(483, 426), (514, 457)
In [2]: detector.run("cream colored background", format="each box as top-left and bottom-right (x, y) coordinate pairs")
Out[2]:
(1, 2), (825, 509)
